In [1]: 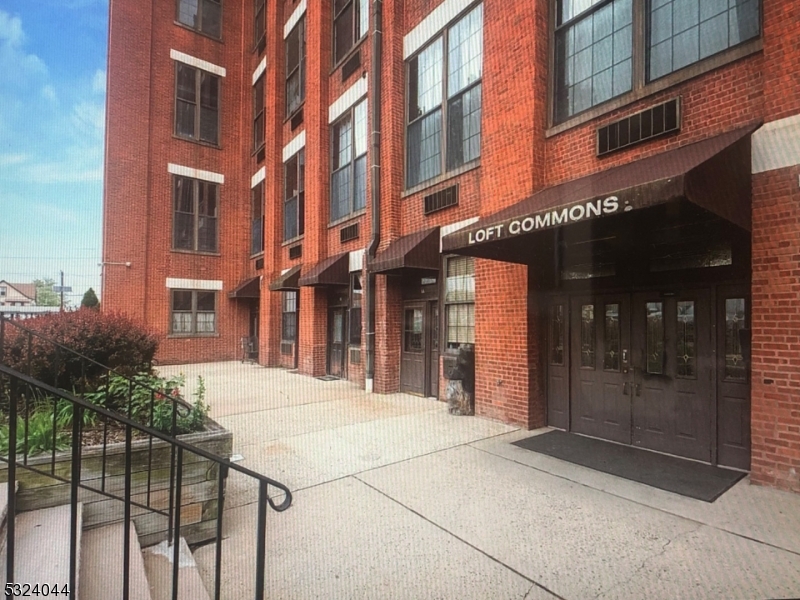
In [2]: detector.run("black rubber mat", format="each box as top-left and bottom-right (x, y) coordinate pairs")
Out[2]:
(512, 430), (746, 502)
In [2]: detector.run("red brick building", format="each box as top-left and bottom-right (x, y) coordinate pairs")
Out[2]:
(103, 0), (800, 491)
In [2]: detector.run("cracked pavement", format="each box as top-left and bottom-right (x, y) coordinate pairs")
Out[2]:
(161, 362), (800, 600)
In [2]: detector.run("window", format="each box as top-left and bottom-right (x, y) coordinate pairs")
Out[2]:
(553, 0), (760, 124)
(172, 176), (218, 253)
(285, 16), (306, 117)
(333, 0), (369, 65)
(171, 290), (216, 335)
(177, 0), (222, 38)
(284, 150), (305, 241)
(282, 291), (298, 342)
(253, 76), (265, 150)
(406, 4), (483, 189)
(331, 99), (367, 222)
(175, 64), (220, 145)
(645, 301), (664, 374)
(251, 181), (264, 256)
(444, 256), (475, 350)
(254, 0), (266, 47)
(349, 274), (362, 345)
(0, 287), (6, 297)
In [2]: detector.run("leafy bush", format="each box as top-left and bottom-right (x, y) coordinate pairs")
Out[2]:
(0, 412), (69, 457)
(1, 310), (159, 391)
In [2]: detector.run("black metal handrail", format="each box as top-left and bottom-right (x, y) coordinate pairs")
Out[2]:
(0, 364), (292, 600)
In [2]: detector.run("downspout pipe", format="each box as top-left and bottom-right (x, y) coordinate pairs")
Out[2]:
(365, 0), (383, 393)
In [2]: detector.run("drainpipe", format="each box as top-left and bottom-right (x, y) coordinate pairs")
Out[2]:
(365, 0), (383, 393)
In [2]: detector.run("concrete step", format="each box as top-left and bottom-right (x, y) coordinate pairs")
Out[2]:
(0, 504), (82, 594)
(80, 522), (152, 600)
(142, 537), (211, 600)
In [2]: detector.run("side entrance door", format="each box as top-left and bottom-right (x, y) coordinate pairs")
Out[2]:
(400, 302), (425, 395)
(428, 301), (440, 398)
(328, 307), (346, 378)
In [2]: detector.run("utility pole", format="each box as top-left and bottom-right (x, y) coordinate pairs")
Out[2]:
(60, 270), (64, 312)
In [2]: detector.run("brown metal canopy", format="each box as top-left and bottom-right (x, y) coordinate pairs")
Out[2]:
(228, 277), (260, 299)
(268, 265), (301, 291)
(298, 252), (350, 287)
(442, 124), (758, 253)
(370, 227), (441, 273)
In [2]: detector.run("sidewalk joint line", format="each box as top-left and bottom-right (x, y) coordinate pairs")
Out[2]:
(354, 476), (566, 600)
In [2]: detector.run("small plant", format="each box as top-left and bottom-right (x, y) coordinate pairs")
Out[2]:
(0, 411), (69, 457)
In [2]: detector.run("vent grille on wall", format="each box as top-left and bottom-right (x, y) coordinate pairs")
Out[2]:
(280, 342), (293, 356)
(597, 98), (680, 157)
(290, 109), (303, 131)
(349, 347), (361, 365)
(288, 244), (302, 260)
(254, 257), (264, 270)
(340, 222), (359, 243)
(423, 185), (459, 215)
(342, 51), (361, 82)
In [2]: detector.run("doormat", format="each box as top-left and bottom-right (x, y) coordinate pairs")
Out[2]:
(316, 375), (339, 381)
(512, 430), (746, 502)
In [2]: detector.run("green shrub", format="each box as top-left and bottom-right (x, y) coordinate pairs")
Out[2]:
(0, 411), (69, 457)
(1, 310), (159, 391)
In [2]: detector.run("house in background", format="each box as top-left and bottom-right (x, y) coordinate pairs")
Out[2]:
(0, 281), (36, 307)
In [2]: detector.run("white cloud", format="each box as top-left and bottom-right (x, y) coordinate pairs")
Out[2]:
(0, 11), (25, 47)
(0, 153), (28, 166)
(41, 84), (58, 103)
(92, 69), (106, 94)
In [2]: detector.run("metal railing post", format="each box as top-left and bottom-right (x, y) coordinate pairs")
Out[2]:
(171, 447), (184, 600)
(6, 378), (18, 585)
(255, 480), (268, 600)
(69, 404), (83, 600)
(123, 422), (132, 600)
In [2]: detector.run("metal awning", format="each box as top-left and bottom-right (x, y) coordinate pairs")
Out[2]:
(268, 265), (301, 291)
(298, 253), (349, 287)
(442, 124), (758, 254)
(228, 277), (260, 299)
(370, 227), (441, 273)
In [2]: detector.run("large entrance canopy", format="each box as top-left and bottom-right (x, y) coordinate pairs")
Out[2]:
(441, 124), (757, 259)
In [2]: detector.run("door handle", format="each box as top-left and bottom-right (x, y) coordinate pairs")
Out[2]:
(622, 349), (628, 364)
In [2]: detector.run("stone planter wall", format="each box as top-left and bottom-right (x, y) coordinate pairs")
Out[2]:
(0, 419), (233, 548)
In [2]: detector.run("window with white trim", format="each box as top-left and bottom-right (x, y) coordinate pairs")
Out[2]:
(444, 256), (475, 350)
(282, 291), (298, 341)
(284, 149), (305, 241)
(172, 175), (218, 253)
(286, 16), (306, 118)
(254, 0), (266, 47)
(175, 63), (220, 145)
(333, 0), (369, 65)
(406, 3), (483, 189)
(171, 290), (216, 335)
(330, 98), (367, 222)
(251, 181), (264, 256)
(253, 75), (265, 150)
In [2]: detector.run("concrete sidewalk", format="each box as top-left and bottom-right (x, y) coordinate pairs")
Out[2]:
(160, 362), (800, 600)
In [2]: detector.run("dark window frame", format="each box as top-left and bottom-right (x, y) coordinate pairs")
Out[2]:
(282, 290), (298, 342)
(250, 180), (264, 256)
(170, 289), (217, 336)
(254, 0), (266, 49)
(285, 16), (307, 119)
(174, 62), (221, 146)
(283, 149), (305, 242)
(550, 0), (762, 127)
(330, 98), (368, 223)
(176, 0), (222, 39)
(333, 0), (369, 67)
(172, 175), (219, 254)
(253, 75), (265, 151)
(444, 255), (475, 351)
(405, 2), (484, 191)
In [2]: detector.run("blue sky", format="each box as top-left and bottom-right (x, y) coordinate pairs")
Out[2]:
(0, 0), (108, 305)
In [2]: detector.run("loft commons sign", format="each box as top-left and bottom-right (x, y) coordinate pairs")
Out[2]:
(468, 195), (629, 245)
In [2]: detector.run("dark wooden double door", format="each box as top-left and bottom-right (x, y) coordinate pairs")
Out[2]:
(328, 307), (346, 378)
(548, 287), (750, 469)
(400, 301), (439, 397)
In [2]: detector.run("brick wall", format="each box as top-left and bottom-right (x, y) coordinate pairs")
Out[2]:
(750, 165), (800, 492)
